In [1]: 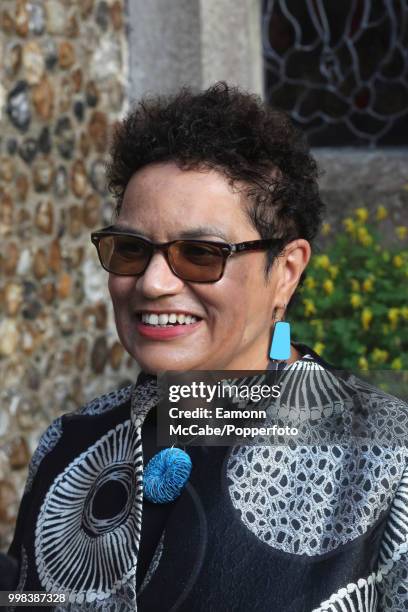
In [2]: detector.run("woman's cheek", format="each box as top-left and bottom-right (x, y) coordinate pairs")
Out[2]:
(217, 307), (246, 347)
(109, 275), (134, 305)
(113, 303), (135, 351)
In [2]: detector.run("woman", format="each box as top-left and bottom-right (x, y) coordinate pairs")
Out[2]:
(6, 83), (408, 611)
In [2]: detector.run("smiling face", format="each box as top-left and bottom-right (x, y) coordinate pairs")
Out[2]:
(108, 162), (303, 374)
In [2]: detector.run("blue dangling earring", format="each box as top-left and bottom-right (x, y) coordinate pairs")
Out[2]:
(143, 446), (192, 504)
(269, 306), (291, 362)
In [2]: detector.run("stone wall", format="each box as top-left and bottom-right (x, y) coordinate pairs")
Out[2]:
(0, 0), (137, 551)
(313, 149), (408, 249)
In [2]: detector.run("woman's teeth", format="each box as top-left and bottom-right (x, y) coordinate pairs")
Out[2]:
(140, 313), (199, 326)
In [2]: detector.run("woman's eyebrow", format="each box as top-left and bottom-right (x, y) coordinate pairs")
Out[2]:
(110, 224), (230, 241)
(177, 226), (229, 241)
(110, 223), (146, 236)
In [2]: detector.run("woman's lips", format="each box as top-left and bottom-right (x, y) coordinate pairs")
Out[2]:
(135, 318), (203, 340)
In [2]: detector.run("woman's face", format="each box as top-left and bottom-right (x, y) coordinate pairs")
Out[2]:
(108, 162), (289, 373)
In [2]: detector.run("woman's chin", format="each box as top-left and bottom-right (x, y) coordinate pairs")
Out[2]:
(133, 350), (201, 374)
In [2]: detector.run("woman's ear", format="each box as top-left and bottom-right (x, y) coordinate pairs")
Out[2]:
(274, 239), (311, 305)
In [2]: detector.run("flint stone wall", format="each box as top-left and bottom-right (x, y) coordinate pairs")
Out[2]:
(0, 0), (136, 551)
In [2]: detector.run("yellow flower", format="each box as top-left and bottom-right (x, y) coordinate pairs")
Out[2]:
(343, 218), (355, 234)
(350, 279), (360, 291)
(323, 279), (334, 295)
(361, 308), (373, 331)
(313, 342), (325, 355)
(396, 226), (407, 240)
(362, 277), (374, 292)
(350, 293), (362, 308)
(303, 298), (316, 316)
(401, 307), (408, 320)
(355, 207), (369, 222)
(375, 205), (388, 221)
(305, 276), (316, 290)
(372, 348), (389, 364)
(358, 357), (369, 370)
(328, 265), (339, 279)
(310, 319), (324, 339)
(388, 308), (400, 329)
(315, 254), (330, 270)
(393, 254), (404, 268)
(357, 226), (373, 246)
(321, 222), (331, 236)
(391, 357), (402, 370)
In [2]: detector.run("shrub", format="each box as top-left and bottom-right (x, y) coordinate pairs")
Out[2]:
(291, 206), (408, 370)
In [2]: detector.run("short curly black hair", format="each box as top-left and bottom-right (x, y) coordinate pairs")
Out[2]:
(107, 82), (325, 284)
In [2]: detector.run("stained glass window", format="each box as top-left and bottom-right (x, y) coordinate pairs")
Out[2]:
(262, 0), (408, 146)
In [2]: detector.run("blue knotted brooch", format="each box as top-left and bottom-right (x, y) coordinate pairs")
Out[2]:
(143, 447), (192, 504)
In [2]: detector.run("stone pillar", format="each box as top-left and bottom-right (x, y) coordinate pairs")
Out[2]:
(126, 0), (202, 101)
(127, 0), (263, 101)
(199, 0), (263, 94)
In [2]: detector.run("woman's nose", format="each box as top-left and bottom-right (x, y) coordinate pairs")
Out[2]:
(136, 251), (184, 298)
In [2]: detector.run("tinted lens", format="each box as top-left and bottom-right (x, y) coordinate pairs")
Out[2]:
(98, 235), (152, 275)
(169, 241), (226, 282)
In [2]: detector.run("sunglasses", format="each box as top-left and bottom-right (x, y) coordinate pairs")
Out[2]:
(90, 226), (284, 283)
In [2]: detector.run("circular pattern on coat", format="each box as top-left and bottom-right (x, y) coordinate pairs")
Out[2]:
(35, 420), (143, 603)
(227, 443), (404, 556)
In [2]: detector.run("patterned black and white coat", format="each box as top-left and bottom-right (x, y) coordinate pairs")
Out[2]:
(7, 351), (408, 611)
